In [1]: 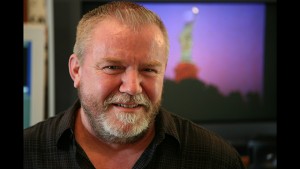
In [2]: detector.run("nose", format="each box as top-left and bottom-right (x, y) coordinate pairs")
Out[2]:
(119, 70), (142, 95)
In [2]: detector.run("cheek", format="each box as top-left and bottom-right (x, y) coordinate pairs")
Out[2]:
(143, 78), (164, 103)
(80, 72), (115, 98)
(93, 76), (122, 99)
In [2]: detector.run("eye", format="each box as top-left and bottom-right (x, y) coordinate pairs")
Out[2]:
(143, 68), (156, 73)
(102, 65), (124, 74)
(105, 66), (121, 70)
(142, 68), (159, 76)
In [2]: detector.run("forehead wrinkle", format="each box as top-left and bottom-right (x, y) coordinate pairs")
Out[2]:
(98, 56), (123, 64)
(97, 55), (163, 68)
(141, 59), (162, 67)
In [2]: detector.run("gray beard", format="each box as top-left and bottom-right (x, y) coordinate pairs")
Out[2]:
(79, 91), (160, 144)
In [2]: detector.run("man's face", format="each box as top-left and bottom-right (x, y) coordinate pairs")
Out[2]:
(72, 18), (168, 143)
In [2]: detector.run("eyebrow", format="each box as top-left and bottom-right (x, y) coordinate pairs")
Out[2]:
(141, 60), (162, 68)
(98, 57), (123, 65)
(98, 57), (163, 67)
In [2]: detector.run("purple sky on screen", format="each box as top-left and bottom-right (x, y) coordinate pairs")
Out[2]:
(142, 3), (265, 97)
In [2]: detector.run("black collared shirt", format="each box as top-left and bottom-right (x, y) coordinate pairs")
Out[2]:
(24, 99), (245, 169)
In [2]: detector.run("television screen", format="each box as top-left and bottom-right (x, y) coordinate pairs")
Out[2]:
(81, 1), (277, 123)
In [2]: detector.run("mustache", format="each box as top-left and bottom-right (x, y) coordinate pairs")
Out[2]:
(104, 93), (151, 109)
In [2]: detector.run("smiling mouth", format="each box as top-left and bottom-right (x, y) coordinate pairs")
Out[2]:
(113, 103), (140, 108)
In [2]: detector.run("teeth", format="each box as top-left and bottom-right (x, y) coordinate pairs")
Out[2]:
(117, 104), (138, 108)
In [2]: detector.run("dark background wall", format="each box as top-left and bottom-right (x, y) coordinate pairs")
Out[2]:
(54, 0), (80, 113)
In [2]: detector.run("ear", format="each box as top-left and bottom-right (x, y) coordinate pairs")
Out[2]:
(69, 54), (81, 88)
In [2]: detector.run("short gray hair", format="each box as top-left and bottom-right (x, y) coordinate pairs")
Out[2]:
(73, 1), (169, 63)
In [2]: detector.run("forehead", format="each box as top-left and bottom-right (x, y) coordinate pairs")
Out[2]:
(94, 17), (164, 41)
(89, 18), (167, 60)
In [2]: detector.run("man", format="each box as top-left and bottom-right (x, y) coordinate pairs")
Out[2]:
(24, 1), (245, 168)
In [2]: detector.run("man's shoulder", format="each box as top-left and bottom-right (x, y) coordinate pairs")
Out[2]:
(168, 112), (209, 136)
(160, 109), (245, 168)
(168, 111), (236, 150)
(23, 111), (66, 140)
(169, 112), (243, 165)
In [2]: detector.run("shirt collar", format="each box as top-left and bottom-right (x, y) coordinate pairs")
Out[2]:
(56, 99), (80, 150)
(155, 107), (181, 145)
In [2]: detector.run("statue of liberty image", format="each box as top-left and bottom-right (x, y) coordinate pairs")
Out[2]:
(175, 7), (200, 82)
(179, 8), (198, 62)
